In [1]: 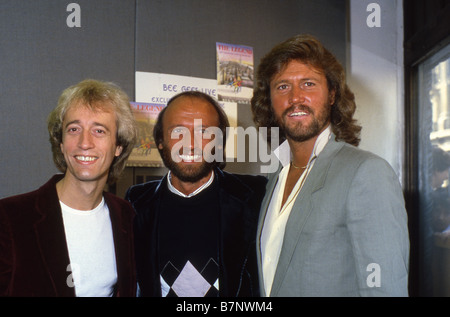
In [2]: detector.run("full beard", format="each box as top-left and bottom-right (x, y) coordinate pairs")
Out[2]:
(160, 145), (214, 183)
(278, 104), (331, 142)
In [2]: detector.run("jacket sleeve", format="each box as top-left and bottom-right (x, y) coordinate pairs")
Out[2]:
(346, 156), (410, 296)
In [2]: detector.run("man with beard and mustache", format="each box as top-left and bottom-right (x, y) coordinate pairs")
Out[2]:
(126, 91), (267, 297)
(251, 34), (409, 296)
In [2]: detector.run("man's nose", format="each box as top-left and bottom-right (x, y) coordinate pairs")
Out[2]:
(289, 85), (306, 104)
(78, 130), (94, 149)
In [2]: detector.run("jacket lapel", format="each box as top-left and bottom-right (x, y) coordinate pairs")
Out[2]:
(255, 165), (281, 297)
(129, 176), (166, 296)
(104, 192), (135, 297)
(33, 175), (74, 296)
(268, 137), (344, 296)
(216, 168), (255, 296)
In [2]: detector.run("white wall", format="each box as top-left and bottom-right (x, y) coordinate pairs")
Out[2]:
(347, 0), (404, 183)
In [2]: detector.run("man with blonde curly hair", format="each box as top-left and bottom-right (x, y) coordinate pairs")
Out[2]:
(0, 79), (137, 296)
(252, 34), (409, 296)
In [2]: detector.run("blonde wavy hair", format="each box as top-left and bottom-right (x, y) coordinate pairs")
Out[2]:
(47, 79), (137, 184)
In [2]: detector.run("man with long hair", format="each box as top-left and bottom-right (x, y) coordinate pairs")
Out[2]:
(252, 34), (409, 296)
(0, 79), (137, 296)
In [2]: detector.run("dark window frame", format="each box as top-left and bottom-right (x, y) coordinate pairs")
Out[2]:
(404, 0), (450, 297)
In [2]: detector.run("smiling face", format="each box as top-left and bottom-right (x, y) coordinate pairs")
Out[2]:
(60, 101), (122, 185)
(270, 59), (335, 143)
(159, 96), (219, 183)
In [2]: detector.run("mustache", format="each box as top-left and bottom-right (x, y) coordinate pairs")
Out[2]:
(176, 147), (204, 156)
(282, 104), (313, 117)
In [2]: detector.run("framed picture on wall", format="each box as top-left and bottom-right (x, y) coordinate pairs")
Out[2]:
(216, 42), (254, 104)
(127, 102), (165, 167)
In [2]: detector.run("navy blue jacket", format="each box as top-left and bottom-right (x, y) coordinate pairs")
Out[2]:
(125, 168), (267, 297)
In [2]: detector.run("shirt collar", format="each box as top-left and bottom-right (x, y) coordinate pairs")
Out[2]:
(167, 170), (215, 198)
(275, 124), (332, 168)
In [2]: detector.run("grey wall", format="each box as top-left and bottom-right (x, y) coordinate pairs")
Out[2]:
(0, 0), (135, 198)
(347, 0), (404, 182)
(0, 0), (347, 199)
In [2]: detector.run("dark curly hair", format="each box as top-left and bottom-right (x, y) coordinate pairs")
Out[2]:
(251, 34), (361, 146)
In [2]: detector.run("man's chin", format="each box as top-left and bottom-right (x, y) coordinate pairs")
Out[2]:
(65, 169), (107, 184)
(166, 161), (214, 183)
(161, 148), (214, 183)
(171, 169), (212, 183)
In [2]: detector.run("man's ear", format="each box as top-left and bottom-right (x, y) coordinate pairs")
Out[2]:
(329, 89), (336, 106)
(115, 145), (123, 157)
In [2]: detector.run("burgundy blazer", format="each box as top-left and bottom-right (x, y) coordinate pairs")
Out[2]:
(0, 175), (136, 297)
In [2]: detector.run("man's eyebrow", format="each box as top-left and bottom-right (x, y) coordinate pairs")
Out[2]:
(64, 120), (80, 129)
(271, 79), (288, 85)
(64, 120), (111, 131)
(167, 124), (187, 130)
(167, 123), (212, 130)
(272, 77), (319, 84)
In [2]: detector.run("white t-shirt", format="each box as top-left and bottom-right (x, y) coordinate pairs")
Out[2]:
(60, 198), (117, 297)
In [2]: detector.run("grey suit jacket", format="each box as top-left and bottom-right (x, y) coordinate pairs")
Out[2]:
(256, 135), (409, 296)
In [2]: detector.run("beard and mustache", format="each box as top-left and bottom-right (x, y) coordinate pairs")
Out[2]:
(160, 144), (215, 183)
(277, 102), (332, 143)
(159, 100), (331, 181)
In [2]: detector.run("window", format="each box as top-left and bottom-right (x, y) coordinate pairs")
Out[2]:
(417, 42), (450, 296)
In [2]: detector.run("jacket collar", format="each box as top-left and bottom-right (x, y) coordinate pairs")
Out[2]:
(33, 174), (75, 296)
(132, 167), (254, 211)
(267, 135), (345, 296)
(103, 191), (136, 296)
(33, 174), (135, 297)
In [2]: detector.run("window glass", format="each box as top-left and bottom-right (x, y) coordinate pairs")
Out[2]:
(418, 42), (450, 296)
